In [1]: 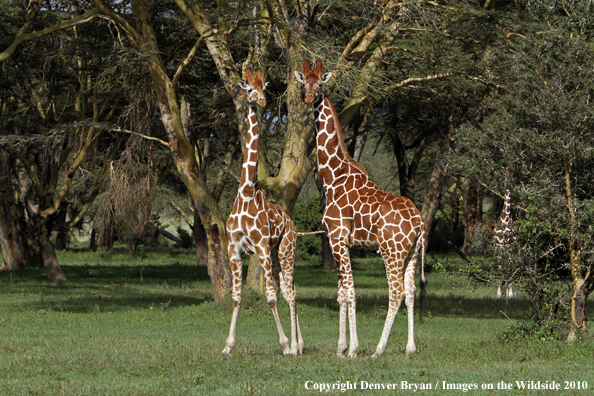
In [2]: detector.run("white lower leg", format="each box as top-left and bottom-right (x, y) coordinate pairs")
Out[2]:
(337, 302), (348, 356)
(347, 299), (359, 358)
(269, 299), (290, 353)
(296, 313), (304, 354)
(405, 293), (416, 356)
(373, 298), (401, 358)
(288, 304), (299, 355)
(222, 300), (241, 355)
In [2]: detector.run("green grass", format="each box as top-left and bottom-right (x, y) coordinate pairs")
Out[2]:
(1, 249), (593, 395)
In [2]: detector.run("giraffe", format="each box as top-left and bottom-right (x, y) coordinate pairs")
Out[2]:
(295, 59), (427, 358)
(222, 67), (304, 356)
(493, 188), (517, 299)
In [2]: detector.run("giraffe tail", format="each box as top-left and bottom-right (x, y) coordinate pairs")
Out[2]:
(296, 230), (325, 237)
(418, 238), (427, 322)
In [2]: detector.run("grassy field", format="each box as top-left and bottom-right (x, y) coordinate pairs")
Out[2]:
(1, 249), (593, 395)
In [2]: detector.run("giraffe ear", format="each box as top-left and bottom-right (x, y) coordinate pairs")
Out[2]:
(239, 80), (251, 90)
(294, 71), (305, 83)
(263, 81), (270, 90)
(321, 72), (332, 84)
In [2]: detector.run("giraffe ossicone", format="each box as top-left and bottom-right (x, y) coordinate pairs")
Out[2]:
(296, 59), (427, 358)
(222, 67), (303, 356)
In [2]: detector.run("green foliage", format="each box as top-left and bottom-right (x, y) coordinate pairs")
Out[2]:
(176, 226), (194, 249)
(449, 0), (594, 329)
(292, 197), (324, 264)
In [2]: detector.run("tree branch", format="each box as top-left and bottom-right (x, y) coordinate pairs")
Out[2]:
(170, 200), (194, 228)
(0, 9), (99, 63)
(212, 152), (240, 182)
(110, 127), (169, 147)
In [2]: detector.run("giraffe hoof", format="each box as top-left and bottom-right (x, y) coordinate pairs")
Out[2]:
(405, 345), (416, 357)
(371, 352), (380, 359)
(221, 347), (232, 356)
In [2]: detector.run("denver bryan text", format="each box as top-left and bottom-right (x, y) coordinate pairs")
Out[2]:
(304, 380), (432, 392)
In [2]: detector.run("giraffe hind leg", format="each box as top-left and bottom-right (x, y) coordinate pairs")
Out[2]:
(404, 246), (419, 356)
(277, 234), (302, 355)
(256, 246), (291, 354)
(372, 249), (405, 358)
(222, 244), (243, 356)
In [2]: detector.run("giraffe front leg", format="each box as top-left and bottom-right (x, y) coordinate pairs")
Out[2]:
(222, 244), (243, 356)
(332, 241), (358, 358)
(346, 286), (359, 358)
(336, 282), (348, 357)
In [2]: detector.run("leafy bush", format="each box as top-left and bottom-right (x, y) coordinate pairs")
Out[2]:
(176, 227), (194, 249)
(292, 198), (323, 263)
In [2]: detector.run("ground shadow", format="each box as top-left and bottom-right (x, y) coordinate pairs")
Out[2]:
(298, 294), (531, 320)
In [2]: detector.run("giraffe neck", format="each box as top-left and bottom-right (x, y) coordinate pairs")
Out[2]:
(238, 105), (259, 199)
(314, 94), (367, 189)
(498, 189), (512, 225)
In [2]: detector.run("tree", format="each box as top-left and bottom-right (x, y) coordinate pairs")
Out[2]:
(0, 2), (122, 279)
(452, 0), (594, 339)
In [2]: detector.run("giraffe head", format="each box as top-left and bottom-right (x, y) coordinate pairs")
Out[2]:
(294, 59), (332, 104)
(239, 68), (268, 107)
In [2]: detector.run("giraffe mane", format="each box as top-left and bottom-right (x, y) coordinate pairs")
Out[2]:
(310, 59), (368, 177)
(325, 97), (368, 177)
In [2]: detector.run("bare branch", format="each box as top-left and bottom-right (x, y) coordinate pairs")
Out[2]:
(110, 127), (169, 147)
(172, 33), (213, 88)
(212, 152), (240, 182)
(1, 9), (99, 63)
(170, 200), (194, 228)
(387, 72), (456, 90)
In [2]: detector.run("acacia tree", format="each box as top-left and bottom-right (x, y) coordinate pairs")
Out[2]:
(452, 0), (594, 339)
(88, 0), (515, 295)
(0, 1), (122, 280)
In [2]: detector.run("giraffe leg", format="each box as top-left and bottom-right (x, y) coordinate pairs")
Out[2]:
(372, 249), (405, 358)
(331, 241), (358, 358)
(278, 232), (301, 355)
(507, 283), (516, 299)
(336, 280), (348, 357)
(404, 250), (418, 356)
(222, 243), (243, 356)
(256, 246), (291, 354)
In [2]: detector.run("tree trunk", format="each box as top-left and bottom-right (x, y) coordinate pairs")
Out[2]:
(421, 158), (449, 247)
(246, 254), (266, 293)
(42, 237), (67, 281)
(0, 196), (40, 270)
(320, 233), (337, 270)
(193, 208), (208, 266)
(420, 121), (453, 244)
(462, 178), (480, 254)
(565, 162), (592, 340)
(568, 273), (590, 341)
(89, 228), (97, 252)
(314, 170), (336, 270)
